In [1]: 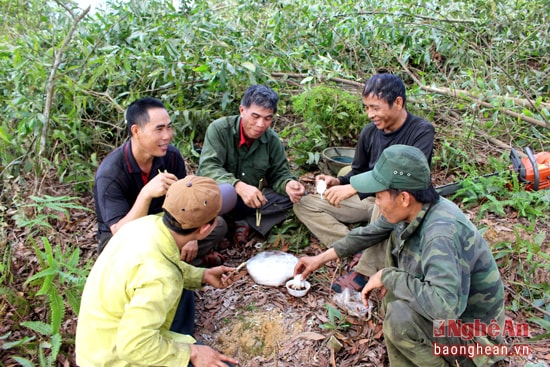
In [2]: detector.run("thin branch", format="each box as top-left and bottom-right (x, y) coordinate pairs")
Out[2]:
(505, 285), (550, 319)
(39, 3), (90, 159)
(392, 50), (549, 130)
(476, 131), (526, 158)
(423, 83), (550, 111)
(353, 11), (478, 24)
(271, 72), (364, 89)
(80, 89), (125, 114)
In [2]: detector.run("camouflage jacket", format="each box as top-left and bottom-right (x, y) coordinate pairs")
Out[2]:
(333, 197), (505, 330)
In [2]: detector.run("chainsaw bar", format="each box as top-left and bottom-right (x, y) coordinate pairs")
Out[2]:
(435, 147), (550, 196)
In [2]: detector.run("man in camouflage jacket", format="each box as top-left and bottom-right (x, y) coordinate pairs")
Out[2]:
(294, 145), (505, 367)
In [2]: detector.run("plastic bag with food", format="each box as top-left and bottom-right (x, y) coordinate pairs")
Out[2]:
(332, 288), (373, 319)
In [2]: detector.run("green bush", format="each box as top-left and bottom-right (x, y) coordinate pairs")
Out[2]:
(281, 85), (368, 167)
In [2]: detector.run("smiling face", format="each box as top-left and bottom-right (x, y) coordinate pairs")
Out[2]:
(239, 103), (274, 140)
(132, 107), (173, 158)
(363, 94), (405, 133)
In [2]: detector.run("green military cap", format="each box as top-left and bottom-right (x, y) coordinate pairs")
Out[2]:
(350, 145), (430, 193)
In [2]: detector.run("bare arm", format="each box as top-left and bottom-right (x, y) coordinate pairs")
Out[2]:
(294, 248), (339, 279)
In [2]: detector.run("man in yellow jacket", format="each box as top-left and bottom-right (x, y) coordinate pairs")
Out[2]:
(76, 176), (239, 367)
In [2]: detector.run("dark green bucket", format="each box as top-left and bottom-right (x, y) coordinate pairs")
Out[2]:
(321, 147), (356, 176)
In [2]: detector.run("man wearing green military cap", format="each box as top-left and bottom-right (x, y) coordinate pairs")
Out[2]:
(294, 145), (505, 366)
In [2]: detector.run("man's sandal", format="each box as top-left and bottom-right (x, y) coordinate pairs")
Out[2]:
(234, 223), (251, 246)
(196, 250), (225, 268)
(347, 252), (362, 271)
(331, 271), (367, 293)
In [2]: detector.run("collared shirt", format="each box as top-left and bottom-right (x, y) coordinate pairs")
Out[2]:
(332, 197), (505, 350)
(76, 215), (206, 367)
(238, 120), (253, 148)
(197, 115), (295, 194)
(93, 140), (187, 242)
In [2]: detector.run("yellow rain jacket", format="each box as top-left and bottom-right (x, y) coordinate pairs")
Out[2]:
(76, 215), (205, 367)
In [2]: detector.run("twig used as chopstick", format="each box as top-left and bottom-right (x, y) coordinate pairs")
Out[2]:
(256, 178), (265, 227)
(235, 261), (247, 272)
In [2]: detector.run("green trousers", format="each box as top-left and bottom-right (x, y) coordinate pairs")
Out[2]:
(383, 299), (503, 367)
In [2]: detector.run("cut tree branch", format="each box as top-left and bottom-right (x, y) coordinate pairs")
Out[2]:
(353, 11), (478, 24)
(81, 89), (125, 114)
(392, 51), (549, 130)
(505, 285), (550, 320)
(39, 3), (90, 159)
(271, 71), (550, 119)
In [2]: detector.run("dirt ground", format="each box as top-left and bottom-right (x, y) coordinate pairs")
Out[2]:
(192, 233), (550, 366)
(2, 153), (550, 367)
(193, 233), (389, 367)
(190, 173), (550, 367)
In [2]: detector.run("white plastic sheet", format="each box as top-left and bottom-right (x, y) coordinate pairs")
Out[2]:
(246, 251), (298, 286)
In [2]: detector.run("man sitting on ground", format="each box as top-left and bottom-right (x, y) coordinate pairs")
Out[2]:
(294, 145), (505, 367)
(198, 85), (305, 245)
(77, 176), (239, 367)
(293, 73), (434, 293)
(93, 96), (228, 266)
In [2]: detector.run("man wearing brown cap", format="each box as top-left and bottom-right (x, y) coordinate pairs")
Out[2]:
(294, 145), (505, 367)
(76, 176), (239, 367)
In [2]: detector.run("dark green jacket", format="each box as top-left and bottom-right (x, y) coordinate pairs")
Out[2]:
(198, 115), (296, 195)
(333, 197), (505, 334)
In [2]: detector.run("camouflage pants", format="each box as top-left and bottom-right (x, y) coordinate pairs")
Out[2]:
(383, 300), (501, 367)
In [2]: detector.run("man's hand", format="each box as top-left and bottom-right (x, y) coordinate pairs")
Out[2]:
(285, 180), (305, 203)
(324, 184), (357, 207)
(180, 240), (198, 263)
(361, 269), (386, 307)
(294, 248), (338, 280)
(203, 265), (237, 288)
(189, 343), (239, 367)
(109, 171), (178, 234)
(316, 174), (340, 188)
(235, 181), (266, 208)
(142, 171), (178, 199)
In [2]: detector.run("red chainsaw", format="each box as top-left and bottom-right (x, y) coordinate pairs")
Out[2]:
(510, 147), (550, 191)
(436, 147), (550, 196)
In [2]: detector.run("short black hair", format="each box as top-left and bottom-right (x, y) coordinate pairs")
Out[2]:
(388, 187), (440, 204)
(241, 85), (278, 113)
(125, 97), (167, 136)
(362, 73), (406, 108)
(162, 209), (217, 235)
